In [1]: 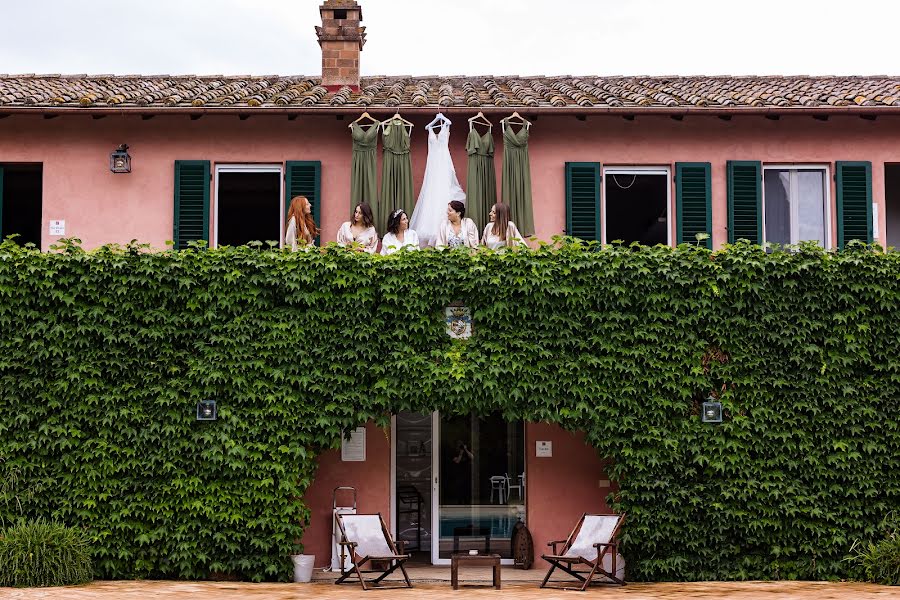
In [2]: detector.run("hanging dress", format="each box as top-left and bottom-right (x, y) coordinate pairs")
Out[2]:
(350, 122), (379, 210)
(410, 120), (466, 247)
(501, 122), (535, 236)
(465, 127), (498, 232)
(380, 118), (414, 235)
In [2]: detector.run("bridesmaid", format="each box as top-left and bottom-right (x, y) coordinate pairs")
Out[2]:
(481, 202), (526, 249)
(436, 200), (479, 249)
(284, 195), (318, 251)
(337, 202), (379, 253)
(381, 209), (420, 255)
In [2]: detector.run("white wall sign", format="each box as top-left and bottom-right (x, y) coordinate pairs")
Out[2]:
(49, 220), (66, 236)
(341, 427), (366, 462)
(536, 440), (552, 458)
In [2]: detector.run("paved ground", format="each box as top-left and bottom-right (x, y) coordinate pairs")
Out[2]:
(1, 581), (899, 599)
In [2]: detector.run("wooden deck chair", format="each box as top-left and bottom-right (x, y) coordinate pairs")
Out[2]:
(540, 513), (626, 591)
(334, 513), (412, 590)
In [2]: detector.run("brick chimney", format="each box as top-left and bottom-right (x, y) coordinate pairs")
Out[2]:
(316, 0), (366, 91)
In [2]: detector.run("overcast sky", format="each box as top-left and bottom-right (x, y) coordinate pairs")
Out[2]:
(2, 0), (897, 77)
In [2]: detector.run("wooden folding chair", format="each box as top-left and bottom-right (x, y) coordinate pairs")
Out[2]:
(334, 513), (412, 590)
(540, 513), (626, 591)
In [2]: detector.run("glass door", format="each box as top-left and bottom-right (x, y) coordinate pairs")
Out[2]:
(432, 412), (525, 564)
(394, 411), (432, 559)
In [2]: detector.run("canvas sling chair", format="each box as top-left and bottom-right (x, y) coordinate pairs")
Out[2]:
(540, 513), (626, 591)
(334, 513), (412, 590)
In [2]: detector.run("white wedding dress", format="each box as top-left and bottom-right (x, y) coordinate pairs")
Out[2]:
(410, 118), (466, 247)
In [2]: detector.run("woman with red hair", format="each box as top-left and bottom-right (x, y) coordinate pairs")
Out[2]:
(284, 196), (318, 251)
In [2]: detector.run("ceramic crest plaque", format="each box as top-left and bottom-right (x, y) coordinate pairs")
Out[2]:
(445, 305), (472, 339)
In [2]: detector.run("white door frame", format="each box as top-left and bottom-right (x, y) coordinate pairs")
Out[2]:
(390, 412), (519, 566)
(601, 166), (673, 246)
(212, 163), (284, 249)
(430, 412), (519, 566)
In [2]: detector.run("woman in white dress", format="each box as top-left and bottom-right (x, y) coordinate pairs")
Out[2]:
(284, 195), (318, 251)
(409, 115), (466, 247)
(481, 202), (526, 249)
(381, 209), (420, 255)
(337, 202), (379, 253)
(436, 200), (479, 249)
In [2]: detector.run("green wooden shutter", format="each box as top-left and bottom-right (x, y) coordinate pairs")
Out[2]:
(565, 162), (601, 241)
(173, 161), (210, 250)
(676, 162), (712, 248)
(285, 161), (322, 244)
(836, 161), (873, 248)
(727, 161), (762, 244)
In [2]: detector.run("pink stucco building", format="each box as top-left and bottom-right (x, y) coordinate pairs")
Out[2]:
(1, 0), (898, 570)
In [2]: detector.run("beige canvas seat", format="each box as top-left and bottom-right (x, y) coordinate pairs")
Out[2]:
(540, 513), (626, 591)
(334, 513), (412, 590)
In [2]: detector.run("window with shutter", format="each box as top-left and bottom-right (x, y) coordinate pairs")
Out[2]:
(173, 161), (210, 250)
(727, 161), (762, 244)
(676, 162), (712, 248)
(285, 161), (322, 243)
(836, 161), (873, 248)
(565, 162), (601, 241)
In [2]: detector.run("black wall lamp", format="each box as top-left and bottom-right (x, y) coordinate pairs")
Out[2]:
(110, 144), (132, 173)
(196, 399), (217, 421)
(701, 396), (723, 424)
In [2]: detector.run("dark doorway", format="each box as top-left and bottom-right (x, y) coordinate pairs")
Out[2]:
(1, 164), (42, 246)
(216, 171), (281, 247)
(885, 164), (900, 249)
(604, 172), (668, 245)
(395, 411), (433, 562)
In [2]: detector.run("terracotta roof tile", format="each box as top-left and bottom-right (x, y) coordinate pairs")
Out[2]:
(1, 75), (900, 113)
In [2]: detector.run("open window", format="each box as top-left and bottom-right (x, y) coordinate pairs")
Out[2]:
(603, 167), (670, 245)
(762, 166), (830, 247)
(0, 164), (43, 247)
(886, 164), (900, 249)
(214, 165), (283, 247)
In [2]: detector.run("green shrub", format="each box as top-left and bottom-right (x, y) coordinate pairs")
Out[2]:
(857, 536), (900, 585)
(0, 519), (93, 587)
(851, 516), (900, 586)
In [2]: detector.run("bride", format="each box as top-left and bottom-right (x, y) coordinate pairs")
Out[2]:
(410, 113), (466, 247)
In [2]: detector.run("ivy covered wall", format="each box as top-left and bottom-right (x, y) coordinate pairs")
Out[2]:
(0, 239), (898, 582)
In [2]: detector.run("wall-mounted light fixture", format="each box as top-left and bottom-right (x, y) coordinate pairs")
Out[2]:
(109, 144), (132, 174)
(196, 399), (217, 421)
(701, 397), (723, 424)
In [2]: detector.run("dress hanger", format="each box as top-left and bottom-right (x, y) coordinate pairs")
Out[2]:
(426, 112), (452, 131)
(501, 111), (531, 132)
(382, 112), (414, 135)
(350, 111), (379, 129)
(468, 112), (493, 132)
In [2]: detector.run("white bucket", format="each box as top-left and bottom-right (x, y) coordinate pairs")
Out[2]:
(600, 553), (626, 581)
(292, 554), (316, 583)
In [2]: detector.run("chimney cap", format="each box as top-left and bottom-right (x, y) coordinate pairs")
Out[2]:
(320, 0), (363, 20)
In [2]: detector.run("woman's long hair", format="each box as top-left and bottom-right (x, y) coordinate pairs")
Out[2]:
(354, 202), (375, 228)
(491, 202), (511, 243)
(286, 196), (318, 243)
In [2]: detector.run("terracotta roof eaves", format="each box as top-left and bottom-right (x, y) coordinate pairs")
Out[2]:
(2, 105), (900, 117)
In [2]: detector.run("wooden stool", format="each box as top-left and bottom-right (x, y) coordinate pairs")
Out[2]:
(451, 553), (501, 590)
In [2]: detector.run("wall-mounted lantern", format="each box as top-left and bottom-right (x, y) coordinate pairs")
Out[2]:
(196, 399), (217, 421)
(109, 144), (132, 174)
(701, 397), (723, 424)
